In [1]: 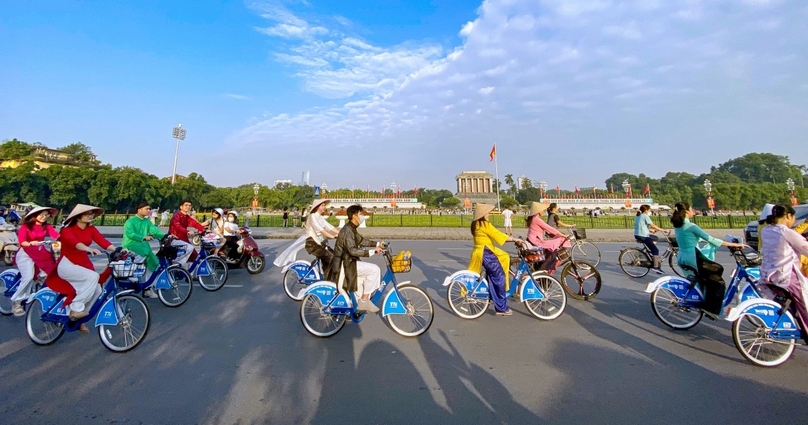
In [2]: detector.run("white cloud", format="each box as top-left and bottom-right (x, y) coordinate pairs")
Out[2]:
(227, 0), (808, 189)
(222, 93), (251, 100)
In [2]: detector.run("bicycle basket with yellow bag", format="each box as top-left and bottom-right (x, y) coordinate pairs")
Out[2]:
(391, 250), (412, 273)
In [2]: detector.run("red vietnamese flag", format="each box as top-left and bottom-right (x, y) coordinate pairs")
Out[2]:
(489, 144), (496, 162)
(643, 183), (650, 196)
(574, 186), (579, 195)
(414, 186), (418, 195)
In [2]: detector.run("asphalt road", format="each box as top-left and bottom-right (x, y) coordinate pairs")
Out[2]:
(1, 240), (807, 424)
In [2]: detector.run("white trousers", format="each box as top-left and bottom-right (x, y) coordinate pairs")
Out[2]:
(355, 261), (381, 296)
(58, 257), (101, 313)
(171, 240), (195, 266)
(11, 250), (46, 303)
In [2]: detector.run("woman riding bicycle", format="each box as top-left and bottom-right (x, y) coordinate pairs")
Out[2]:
(760, 205), (808, 337)
(670, 202), (744, 274)
(304, 199), (338, 271)
(525, 202), (570, 273)
(10, 206), (60, 316)
(469, 203), (523, 316)
(634, 204), (669, 275)
(547, 203), (575, 231)
(46, 204), (117, 333)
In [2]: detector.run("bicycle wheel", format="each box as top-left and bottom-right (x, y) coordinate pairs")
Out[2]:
(560, 261), (601, 301)
(668, 249), (686, 278)
(619, 248), (651, 278)
(571, 241), (600, 267)
(732, 313), (795, 367)
(283, 268), (309, 301)
(25, 299), (65, 345)
(523, 272), (567, 320)
(198, 257), (228, 291)
(0, 294), (12, 316)
(98, 294), (151, 353)
(158, 267), (193, 307)
(385, 284), (434, 337)
(650, 287), (702, 329)
(300, 294), (346, 337)
(446, 279), (489, 319)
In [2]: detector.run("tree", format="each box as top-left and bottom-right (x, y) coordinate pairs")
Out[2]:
(0, 139), (34, 160)
(715, 153), (795, 184)
(57, 142), (100, 165)
(504, 174), (517, 197)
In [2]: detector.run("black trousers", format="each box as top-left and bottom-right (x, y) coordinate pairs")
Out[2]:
(305, 237), (333, 272)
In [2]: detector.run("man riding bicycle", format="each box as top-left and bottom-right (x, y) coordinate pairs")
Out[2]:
(168, 199), (209, 267)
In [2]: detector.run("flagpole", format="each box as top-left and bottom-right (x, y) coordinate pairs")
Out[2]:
(494, 142), (501, 210)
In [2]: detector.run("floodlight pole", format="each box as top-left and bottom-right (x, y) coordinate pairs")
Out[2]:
(171, 124), (187, 184)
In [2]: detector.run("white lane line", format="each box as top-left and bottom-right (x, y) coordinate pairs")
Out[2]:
(223, 284), (244, 288)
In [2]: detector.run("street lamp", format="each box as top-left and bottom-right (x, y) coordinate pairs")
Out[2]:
(321, 183), (327, 195)
(390, 181), (398, 197)
(171, 124), (187, 184)
(787, 178), (797, 206)
(704, 179), (714, 215)
(539, 181), (548, 198)
(622, 179), (631, 196)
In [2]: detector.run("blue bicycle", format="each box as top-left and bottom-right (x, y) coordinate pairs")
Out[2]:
(185, 233), (228, 292)
(126, 237), (194, 308)
(299, 244), (434, 337)
(645, 237), (761, 330)
(25, 249), (151, 352)
(0, 240), (56, 316)
(725, 286), (807, 367)
(283, 247), (329, 301)
(443, 241), (567, 320)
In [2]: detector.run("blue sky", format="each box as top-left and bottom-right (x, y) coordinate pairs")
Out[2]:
(2, 0), (806, 192)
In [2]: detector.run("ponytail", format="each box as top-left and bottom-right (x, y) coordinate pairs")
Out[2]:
(637, 204), (650, 216)
(765, 204), (795, 225)
(670, 202), (690, 228)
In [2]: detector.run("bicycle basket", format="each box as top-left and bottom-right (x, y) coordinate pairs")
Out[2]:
(557, 247), (570, 262)
(111, 261), (138, 279)
(733, 249), (761, 268)
(391, 251), (412, 273)
(572, 228), (587, 240)
(521, 248), (544, 263)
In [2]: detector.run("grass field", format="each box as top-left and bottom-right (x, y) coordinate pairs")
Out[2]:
(90, 212), (755, 230)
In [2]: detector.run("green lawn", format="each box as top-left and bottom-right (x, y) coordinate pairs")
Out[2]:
(90, 212), (756, 229)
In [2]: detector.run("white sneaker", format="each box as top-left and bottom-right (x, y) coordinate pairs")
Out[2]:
(357, 299), (379, 313)
(143, 288), (159, 299)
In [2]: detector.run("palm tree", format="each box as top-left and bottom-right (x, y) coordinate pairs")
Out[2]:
(504, 174), (517, 197)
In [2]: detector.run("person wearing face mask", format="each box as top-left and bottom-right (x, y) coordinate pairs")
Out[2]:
(760, 205), (808, 336)
(10, 206), (60, 316)
(208, 208), (225, 255)
(222, 211), (240, 260)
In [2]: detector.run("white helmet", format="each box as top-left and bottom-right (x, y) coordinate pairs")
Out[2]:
(213, 208), (224, 216)
(227, 210), (238, 218)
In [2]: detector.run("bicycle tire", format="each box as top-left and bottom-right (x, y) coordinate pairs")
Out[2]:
(732, 313), (795, 367)
(300, 294), (346, 337)
(618, 248), (651, 278)
(158, 267), (193, 307)
(385, 285), (434, 337)
(522, 272), (567, 320)
(0, 293), (12, 316)
(560, 261), (601, 301)
(650, 287), (702, 329)
(570, 241), (600, 267)
(25, 299), (65, 345)
(283, 268), (309, 301)
(446, 279), (489, 319)
(98, 294), (151, 353)
(198, 257), (228, 291)
(668, 249), (686, 278)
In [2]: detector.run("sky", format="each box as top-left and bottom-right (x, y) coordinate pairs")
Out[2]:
(1, 0), (806, 192)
